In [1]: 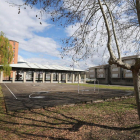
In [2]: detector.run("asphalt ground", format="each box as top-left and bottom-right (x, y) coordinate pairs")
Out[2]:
(1, 83), (134, 112)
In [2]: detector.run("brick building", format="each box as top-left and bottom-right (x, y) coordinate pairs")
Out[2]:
(9, 40), (19, 64)
(3, 40), (19, 80)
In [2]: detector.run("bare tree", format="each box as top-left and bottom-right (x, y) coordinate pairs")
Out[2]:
(9, 0), (140, 120)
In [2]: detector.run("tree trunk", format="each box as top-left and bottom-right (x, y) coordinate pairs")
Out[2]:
(136, 0), (140, 25)
(132, 69), (140, 121)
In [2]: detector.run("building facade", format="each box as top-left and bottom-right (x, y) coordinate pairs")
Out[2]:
(9, 40), (19, 64)
(0, 62), (85, 83)
(3, 40), (19, 80)
(87, 55), (140, 86)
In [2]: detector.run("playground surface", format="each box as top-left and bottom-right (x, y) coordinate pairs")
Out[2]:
(1, 83), (134, 111)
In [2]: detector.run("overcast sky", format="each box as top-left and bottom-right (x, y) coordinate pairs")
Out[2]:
(0, 0), (135, 70)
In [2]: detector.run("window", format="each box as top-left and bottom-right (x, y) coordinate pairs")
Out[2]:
(90, 74), (94, 77)
(112, 64), (117, 67)
(112, 68), (118, 71)
(14, 42), (15, 46)
(98, 69), (103, 72)
(125, 70), (131, 72)
(124, 59), (134, 64)
(125, 73), (132, 78)
(90, 70), (94, 72)
(112, 74), (119, 78)
(98, 74), (104, 78)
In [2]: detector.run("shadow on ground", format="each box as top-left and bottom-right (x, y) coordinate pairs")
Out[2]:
(0, 107), (140, 139)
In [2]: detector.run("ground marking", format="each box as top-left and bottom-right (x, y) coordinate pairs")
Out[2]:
(29, 91), (49, 98)
(4, 83), (18, 99)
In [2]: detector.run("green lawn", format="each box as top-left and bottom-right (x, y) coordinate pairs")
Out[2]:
(68, 83), (134, 91)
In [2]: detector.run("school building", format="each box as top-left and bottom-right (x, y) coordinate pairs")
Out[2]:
(86, 55), (140, 86)
(0, 40), (85, 83)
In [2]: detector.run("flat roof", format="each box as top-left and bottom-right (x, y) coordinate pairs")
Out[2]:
(9, 40), (19, 43)
(9, 62), (84, 72)
(122, 55), (140, 60)
(88, 55), (140, 69)
(89, 64), (109, 69)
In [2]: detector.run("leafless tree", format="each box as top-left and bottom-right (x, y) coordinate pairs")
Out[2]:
(9, 0), (140, 120)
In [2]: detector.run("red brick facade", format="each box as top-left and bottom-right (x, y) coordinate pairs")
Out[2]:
(9, 40), (19, 64)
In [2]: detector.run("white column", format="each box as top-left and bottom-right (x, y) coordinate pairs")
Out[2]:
(0, 71), (3, 83)
(75, 74), (78, 82)
(33, 72), (36, 83)
(58, 73), (61, 83)
(42, 72), (45, 83)
(70, 73), (72, 82)
(23, 72), (26, 83)
(78, 73), (81, 83)
(12, 71), (15, 83)
(84, 74), (86, 83)
(72, 74), (75, 83)
(51, 73), (53, 83)
(65, 73), (68, 83)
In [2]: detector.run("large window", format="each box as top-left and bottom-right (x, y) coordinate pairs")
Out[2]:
(98, 74), (104, 78)
(112, 68), (118, 71)
(98, 69), (103, 72)
(90, 70), (94, 72)
(125, 73), (132, 78)
(97, 68), (105, 78)
(112, 74), (119, 78)
(90, 74), (94, 78)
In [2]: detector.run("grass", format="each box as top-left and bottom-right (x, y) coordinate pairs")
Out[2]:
(0, 86), (6, 113)
(68, 83), (134, 91)
(0, 84), (140, 140)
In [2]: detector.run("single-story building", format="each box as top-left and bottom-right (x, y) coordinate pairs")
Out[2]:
(0, 62), (86, 83)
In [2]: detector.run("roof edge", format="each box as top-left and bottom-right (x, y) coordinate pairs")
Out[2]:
(9, 40), (19, 43)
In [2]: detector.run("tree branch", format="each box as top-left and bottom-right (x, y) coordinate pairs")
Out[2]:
(136, 0), (140, 26)
(98, 0), (116, 61)
(104, 1), (121, 60)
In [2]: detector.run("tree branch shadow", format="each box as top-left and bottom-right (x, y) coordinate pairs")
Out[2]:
(0, 105), (140, 139)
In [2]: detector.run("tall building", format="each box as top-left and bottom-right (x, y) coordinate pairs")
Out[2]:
(9, 40), (19, 64)
(2, 40), (19, 81)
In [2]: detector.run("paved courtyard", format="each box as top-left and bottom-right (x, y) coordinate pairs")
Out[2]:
(1, 83), (134, 111)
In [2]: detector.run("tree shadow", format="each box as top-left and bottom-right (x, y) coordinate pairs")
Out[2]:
(43, 108), (140, 132)
(0, 105), (140, 139)
(2, 108), (140, 131)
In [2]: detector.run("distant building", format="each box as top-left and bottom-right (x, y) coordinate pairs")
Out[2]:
(9, 40), (19, 64)
(87, 55), (140, 86)
(0, 62), (85, 83)
(3, 40), (19, 80)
